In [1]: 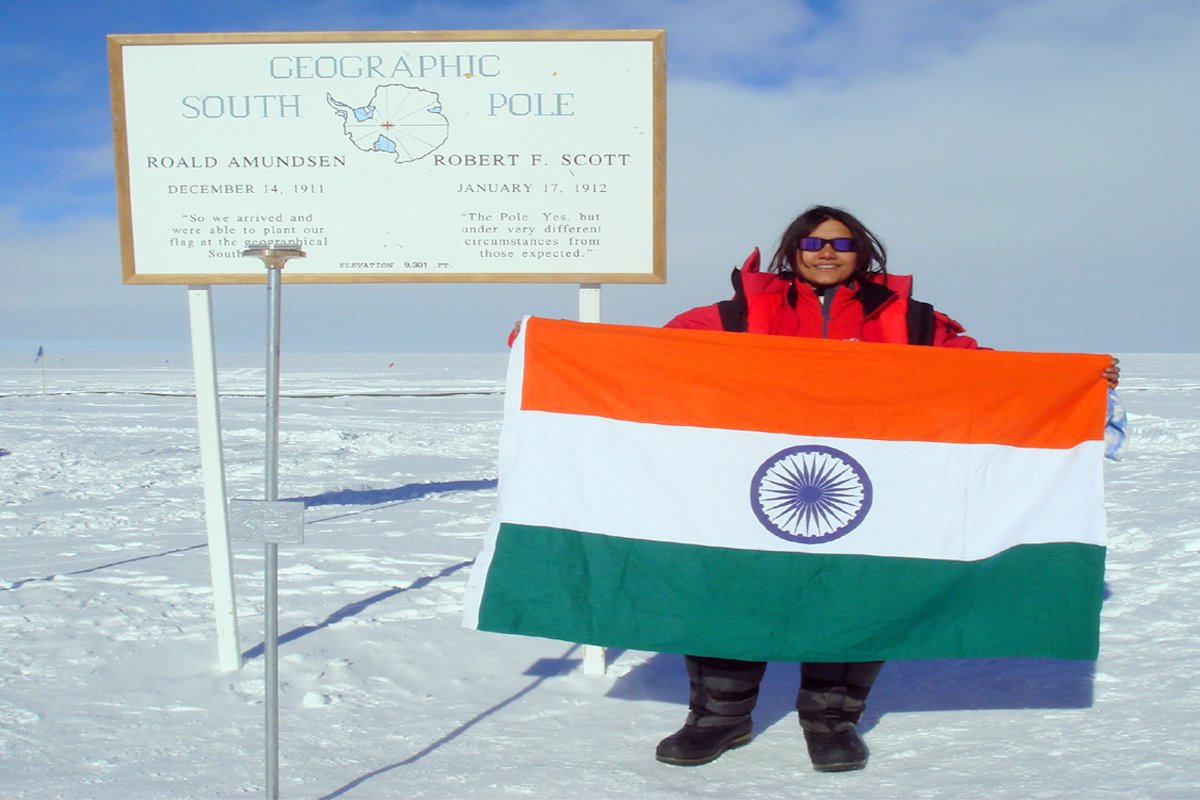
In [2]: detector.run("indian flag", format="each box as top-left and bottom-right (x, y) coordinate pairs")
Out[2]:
(463, 317), (1110, 662)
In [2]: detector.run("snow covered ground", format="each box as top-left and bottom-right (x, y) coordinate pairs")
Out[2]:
(1, 350), (1197, 799)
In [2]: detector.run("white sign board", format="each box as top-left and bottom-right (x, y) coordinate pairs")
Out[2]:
(109, 30), (666, 284)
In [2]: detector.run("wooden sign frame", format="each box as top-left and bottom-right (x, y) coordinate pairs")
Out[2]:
(108, 30), (666, 284)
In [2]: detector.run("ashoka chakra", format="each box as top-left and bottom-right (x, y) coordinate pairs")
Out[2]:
(750, 445), (872, 544)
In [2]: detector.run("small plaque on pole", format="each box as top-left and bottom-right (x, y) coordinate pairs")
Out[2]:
(228, 499), (306, 544)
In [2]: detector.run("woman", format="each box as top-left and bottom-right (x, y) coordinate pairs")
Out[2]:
(655, 205), (1119, 773)
(664, 205), (979, 347)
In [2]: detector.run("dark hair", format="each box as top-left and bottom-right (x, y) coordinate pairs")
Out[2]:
(767, 205), (887, 280)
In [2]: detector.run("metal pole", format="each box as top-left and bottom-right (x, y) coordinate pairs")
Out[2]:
(266, 266), (282, 499)
(264, 264), (282, 800)
(242, 246), (304, 800)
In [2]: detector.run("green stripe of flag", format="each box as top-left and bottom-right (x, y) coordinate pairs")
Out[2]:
(477, 524), (1105, 661)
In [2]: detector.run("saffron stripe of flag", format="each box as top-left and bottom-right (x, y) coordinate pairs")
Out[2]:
(464, 317), (1111, 662)
(521, 318), (1104, 448)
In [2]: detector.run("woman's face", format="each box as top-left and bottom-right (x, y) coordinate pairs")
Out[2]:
(794, 218), (857, 287)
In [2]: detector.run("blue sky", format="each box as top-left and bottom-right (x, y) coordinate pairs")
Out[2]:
(3, 0), (1198, 354)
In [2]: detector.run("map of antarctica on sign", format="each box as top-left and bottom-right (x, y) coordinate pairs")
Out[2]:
(325, 84), (450, 163)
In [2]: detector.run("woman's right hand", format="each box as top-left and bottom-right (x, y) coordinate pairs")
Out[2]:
(1103, 357), (1120, 388)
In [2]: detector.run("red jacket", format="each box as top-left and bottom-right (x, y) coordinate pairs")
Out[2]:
(666, 248), (980, 349)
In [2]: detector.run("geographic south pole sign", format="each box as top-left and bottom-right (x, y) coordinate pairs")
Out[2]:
(108, 30), (666, 284)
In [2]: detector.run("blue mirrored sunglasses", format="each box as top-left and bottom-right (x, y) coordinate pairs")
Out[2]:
(799, 237), (856, 252)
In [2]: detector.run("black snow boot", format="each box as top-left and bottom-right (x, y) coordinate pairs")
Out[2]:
(655, 712), (752, 766)
(655, 656), (767, 766)
(796, 661), (883, 773)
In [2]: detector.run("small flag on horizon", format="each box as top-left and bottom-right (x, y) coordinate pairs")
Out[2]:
(34, 345), (44, 363)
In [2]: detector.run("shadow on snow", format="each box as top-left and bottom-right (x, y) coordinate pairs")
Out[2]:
(603, 651), (1097, 737)
(316, 645), (1095, 796)
(290, 478), (497, 509)
(317, 645), (582, 800)
(240, 559), (472, 662)
(1, 479), (496, 591)
(1, 543), (207, 591)
(239, 477), (498, 658)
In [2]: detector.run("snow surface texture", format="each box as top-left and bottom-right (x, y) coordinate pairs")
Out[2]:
(1, 351), (1197, 799)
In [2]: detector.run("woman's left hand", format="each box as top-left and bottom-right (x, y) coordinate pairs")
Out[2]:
(1103, 357), (1120, 388)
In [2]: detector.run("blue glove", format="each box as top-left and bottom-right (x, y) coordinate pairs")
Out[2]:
(1104, 389), (1128, 460)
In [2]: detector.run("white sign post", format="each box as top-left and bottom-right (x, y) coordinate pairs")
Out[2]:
(186, 287), (242, 673)
(577, 283), (607, 675)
